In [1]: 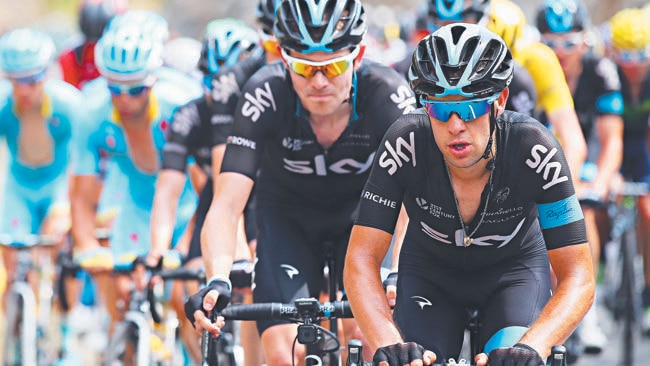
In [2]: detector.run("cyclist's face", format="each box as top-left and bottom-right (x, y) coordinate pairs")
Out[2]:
(428, 89), (508, 169)
(542, 32), (586, 74)
(107, 79), (153, 122)
(10, 78), (45, 112)
(611, 48), (650, 82)
(284, 47), (361, 118)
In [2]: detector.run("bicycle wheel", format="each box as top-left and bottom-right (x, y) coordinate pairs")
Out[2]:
(104, 321), (139, 366)
(619, 226), (639, 366)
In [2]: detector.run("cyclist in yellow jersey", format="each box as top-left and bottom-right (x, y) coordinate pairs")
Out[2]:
(486, 0), (586, 185)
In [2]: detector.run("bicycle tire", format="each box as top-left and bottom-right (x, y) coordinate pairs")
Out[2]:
(619, 226), (638, 366)
(104, 321), (139, 366)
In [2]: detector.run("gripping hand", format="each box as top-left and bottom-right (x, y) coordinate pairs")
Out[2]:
(183, 278), (231, 327)
(488, 343), (544, 366)
(373, 342), (426, 366)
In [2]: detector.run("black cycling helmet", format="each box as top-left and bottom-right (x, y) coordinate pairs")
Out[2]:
(428, 0), (491, 26)
(408, 22), (514, 99)
(535, 0), (590, 34)
(274, 0), (367, 53)
(256, 0), (282, 34)
(79, 0), (127, 41)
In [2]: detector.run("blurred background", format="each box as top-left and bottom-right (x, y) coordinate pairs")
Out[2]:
(0, 0), (648, 51)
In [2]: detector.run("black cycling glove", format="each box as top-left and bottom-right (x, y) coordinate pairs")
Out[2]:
(373, 342), (425, 365)
(183, 279), (232, 328)
(488, 343), (545, 366)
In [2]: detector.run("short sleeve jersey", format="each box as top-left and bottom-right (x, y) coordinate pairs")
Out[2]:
(356, 110), (586, 271)
(162, 54), (267, 176)
(220, 60), (417, 210)
(73, 73), (202, 208)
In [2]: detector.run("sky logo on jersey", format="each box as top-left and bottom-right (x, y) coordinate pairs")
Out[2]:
(283, 152), (375, 176)
(227, 136), (257, 150)
(389, 85), (417, 115)
(378, 132), (416, 175)
(525, 144), (568, 190)
(241, 82), (276, 123)
(210, 72), (240, 104)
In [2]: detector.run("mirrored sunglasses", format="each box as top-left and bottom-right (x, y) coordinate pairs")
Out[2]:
(420, 94), (499, 122)
(614, 49), (650, 64)
(281, 47), (360, 79)
(107, 83), (151, 97)
(542, 34), (583, 52)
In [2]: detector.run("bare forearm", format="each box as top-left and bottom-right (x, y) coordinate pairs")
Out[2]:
(150, 191), (179, 254)
(70, 197), (99, 251)
(200, 204), (238, 279)
(519, 244), (595, 357)
(345, 255), (403, 351)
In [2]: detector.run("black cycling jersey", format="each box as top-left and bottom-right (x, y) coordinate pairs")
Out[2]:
(355, 109), (586, 359)
(356, 109), (586, 270)
(162, 54), (267, 176)
(162, 54), (267, 260)
(221, 59), (417, 333)
(221, 59), (417, 209)
(538, 53), (622, 145)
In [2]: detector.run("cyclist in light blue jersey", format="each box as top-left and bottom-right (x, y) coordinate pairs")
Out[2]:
(0, 28), (85, 363)
(70, 17), (201, 328)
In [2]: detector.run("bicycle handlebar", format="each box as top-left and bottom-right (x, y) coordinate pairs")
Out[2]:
(220, 298), (353, 321)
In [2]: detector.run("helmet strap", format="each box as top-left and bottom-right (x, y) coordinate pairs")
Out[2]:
(482, 105), (497, 169)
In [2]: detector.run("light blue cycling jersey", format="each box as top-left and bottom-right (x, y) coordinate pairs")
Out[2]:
(74, 70), (202, 262)
(0, 79), (83, 244)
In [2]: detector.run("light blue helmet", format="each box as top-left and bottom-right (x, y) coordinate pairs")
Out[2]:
(105, 10), (170, 43)
(95, 22), (163, 82)
(198, 18), (262, 76)
(0, 28), (56, 78)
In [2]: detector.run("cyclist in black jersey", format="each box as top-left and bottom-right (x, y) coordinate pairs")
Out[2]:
(344, 23), (594, 366)
(536, 0), (624, 353)
(148, 16), (271, 365)
(184, 0), (416, 364)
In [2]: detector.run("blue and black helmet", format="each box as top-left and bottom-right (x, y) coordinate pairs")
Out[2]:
(408, 23), (513, 98)
(198, 18), (262, 76)
(274, 0), (367, 53)
(536, 0), (590, 34)
(428, 0), (491, 25)
(256, 0), (283, 34)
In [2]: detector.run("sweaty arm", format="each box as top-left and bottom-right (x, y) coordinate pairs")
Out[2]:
(518, 243), (594, 358)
